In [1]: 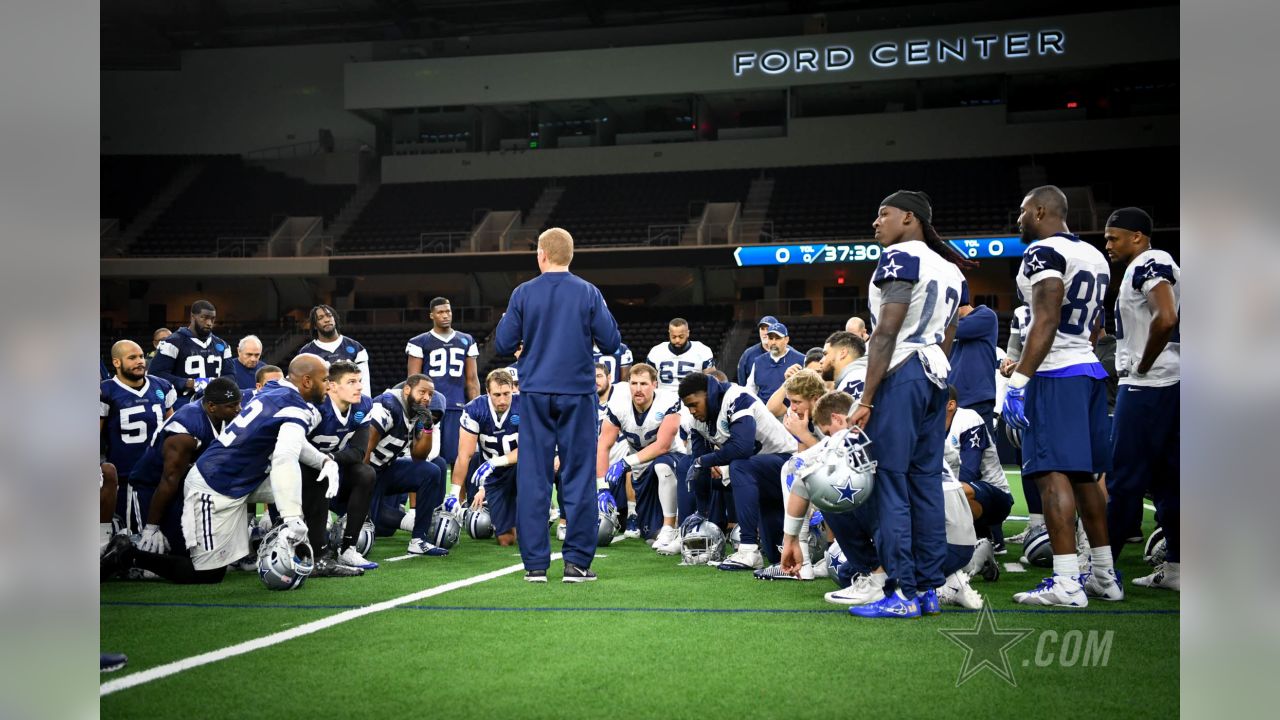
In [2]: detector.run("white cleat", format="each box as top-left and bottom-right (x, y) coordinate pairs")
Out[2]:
(555, 522), (567, 542)
(823, 572), (887, 605)
(406, 538), (448, 556)
(652, 525), (681, 555)
(1133, 563), (1180, 591)
(1014, 574), (1088, 607)
(1007, 524), (1043, 545)
(717, 545), (763, 571)
(338, 546), (379, 570)
(938, 571), (984, 609)
(811, 555), (830, 579)
(1083, 568), (1125, 601)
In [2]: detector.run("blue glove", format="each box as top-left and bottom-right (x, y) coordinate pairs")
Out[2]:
(604, 459), (629, 489)
(810, 509), (825, 527)
(472, 461), (494, 489)
(596, 489), (617, 515)
(442, 496), (463, 515)
(1002, 385), (1029, 431)
(192, 377), (210, 394)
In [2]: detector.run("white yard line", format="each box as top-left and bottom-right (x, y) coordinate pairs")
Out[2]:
(101, 553), (562, 696)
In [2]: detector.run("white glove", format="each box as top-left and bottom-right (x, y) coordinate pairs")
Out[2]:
(138, 523), (169, 554)
(282, 516), (309, 544)
(318, 459), (340, 499)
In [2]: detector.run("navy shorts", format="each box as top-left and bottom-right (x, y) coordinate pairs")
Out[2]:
(1022, 374), (1112, 480)
(965, 480), (1014, 526)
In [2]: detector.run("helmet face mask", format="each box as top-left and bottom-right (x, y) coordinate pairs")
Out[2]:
(678, 514), (726, 565)
(327, 516), (376, 556)
(257, 525), (315, 591)
(797, 429), (878, 513)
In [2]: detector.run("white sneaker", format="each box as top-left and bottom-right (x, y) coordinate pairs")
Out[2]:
(717, 545), (763, 571)
(652, 526), (681, 555)
(938, 571), (984, 609)
(823, 572), (887, 605)
(1007, 523), (1043, 544)
(1134, 563), (1180, 591)
(555, 522), (567, 541)
(399, 510), (416, 533)
(1083, 567), (1124, 601)
(338, 546), (378, 570)
(406, 538), (448, 556)
(811, 555), (830, 579)
(1014, 574), (1088, 607)
(548, 507), (560, 524)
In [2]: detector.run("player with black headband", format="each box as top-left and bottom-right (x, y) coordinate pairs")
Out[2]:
(298, 304), (372, 392)
(1104, 207), (1180, 590)
(845, 190), (975, 619)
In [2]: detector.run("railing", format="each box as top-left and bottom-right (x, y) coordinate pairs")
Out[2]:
(342, 305), (495, 328)
(243, 138), (368, 160)
(215, 236), (270, 257)
(646, 225), (685, 247)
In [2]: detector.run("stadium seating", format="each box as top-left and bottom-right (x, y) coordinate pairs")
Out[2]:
(338, 179), (545, 254)
(101, 155), (192, 231)
(127, 156), (355, 257)
(542, 171), (754, 247)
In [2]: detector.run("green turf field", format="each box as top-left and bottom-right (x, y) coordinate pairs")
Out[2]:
(101, 470), (1179, 718)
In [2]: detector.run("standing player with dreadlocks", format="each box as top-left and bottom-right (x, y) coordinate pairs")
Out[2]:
(298, 304), (372, 392)
(845, 190), (976, 619)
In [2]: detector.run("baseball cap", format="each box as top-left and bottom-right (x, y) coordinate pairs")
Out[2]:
(766, 321), (789, 337)
(757, 315), (778, 327)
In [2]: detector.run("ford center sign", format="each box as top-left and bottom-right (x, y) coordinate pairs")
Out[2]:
(732, 30), (1065, 76)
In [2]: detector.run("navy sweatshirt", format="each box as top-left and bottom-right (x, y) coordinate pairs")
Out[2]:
(947, 305), (998, 407)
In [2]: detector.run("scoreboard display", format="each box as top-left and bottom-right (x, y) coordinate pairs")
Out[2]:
(732, 236), (1027, 267)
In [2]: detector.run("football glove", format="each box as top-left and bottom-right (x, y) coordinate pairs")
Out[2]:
(138, 524), (169, 555)
(281, 516), (309, 544)
(442, 495), (465, 517)
(1002, 384), (1029, 431)
(472, 461), (494, 489)
(597, 489), (617, 515)
(317, 459), (340, 499)
(684, 458), (705, 492)
(192, 377), (210, 394)
(810, 509), (825, 528)
(604, 459), (629, 489)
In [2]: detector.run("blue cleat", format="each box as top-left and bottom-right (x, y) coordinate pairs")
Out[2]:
(919, 588), (941, 616)
(848, 591), (921, 619)
(100, 652), (128, 673)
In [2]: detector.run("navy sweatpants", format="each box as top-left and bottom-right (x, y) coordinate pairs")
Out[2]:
(1108, 383), (1179, 562)
(691, 453), (789, 563)
(518, 392), (598, 570)
(863, 356), (948, 597)
(369, 457), (446, 540)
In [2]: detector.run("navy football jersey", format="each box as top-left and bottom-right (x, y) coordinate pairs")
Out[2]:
(593, 342), (634, 384)
(309, 395), (374, 454)
(129, 401), (227, 488)
(298, 335), (372, 387)
(150, 327), (234, 398)
(405, 330), (478, 410)
(460, 394), (521, 461)
(195, 380), (320, 498)
(100, 375), (176, 476)
(366, 390), (416, 468)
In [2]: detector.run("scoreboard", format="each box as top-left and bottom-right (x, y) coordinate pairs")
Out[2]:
(733, 236), (1026, 267)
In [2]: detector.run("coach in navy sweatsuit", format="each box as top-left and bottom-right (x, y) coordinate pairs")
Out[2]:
(493, 228), (621, 581)
(946, 287), (999, 427)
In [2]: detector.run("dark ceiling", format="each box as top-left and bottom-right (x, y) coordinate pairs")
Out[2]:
(102, 0), (1175, 69)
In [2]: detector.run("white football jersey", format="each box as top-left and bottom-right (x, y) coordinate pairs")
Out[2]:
(647, 341), (716, 392)
(833, 356), (868, 403)
(687, 384), (797, 457)
(944, 408), (1010, 492)
(1114, 249), (1180, 387)
(597, 383), (629, 463)
(603, 387), (686, 473)
(943, 478), (977, 547)
(1015, 233), (1110, 371)
(867, 240), (966, 369)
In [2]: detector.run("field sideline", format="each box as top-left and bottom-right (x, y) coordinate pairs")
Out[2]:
(101, 470), (1179, 718)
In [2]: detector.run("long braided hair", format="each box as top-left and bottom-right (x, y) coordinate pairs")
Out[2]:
(308, 304), (338, 339)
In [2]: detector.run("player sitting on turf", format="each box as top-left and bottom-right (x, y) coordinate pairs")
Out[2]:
(680, 371), (797, 571)
(455, 369), (522, 546)
(943, 384), (1013, 575)
(597, 362), (690, 555)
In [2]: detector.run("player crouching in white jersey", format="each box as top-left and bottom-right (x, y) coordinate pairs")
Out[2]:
(943, 384), (1013, 582)
(597, 363), (690, 554)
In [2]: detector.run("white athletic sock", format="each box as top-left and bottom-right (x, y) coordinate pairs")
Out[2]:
(1089, 545), (1114, 572)
(736, 543), (758, 554)
(1028, 513), (1044, 528)
(654, 463), (677, 519)
(1052, 554), (1078, 578)
(99, 522), (113, 550)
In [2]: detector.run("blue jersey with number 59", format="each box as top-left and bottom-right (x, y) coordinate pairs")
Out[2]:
(406, 330), (477, 410)
(459, 394), (521, 461)
(1015, 233), (1109, 371)
(867, 239), (966, 369)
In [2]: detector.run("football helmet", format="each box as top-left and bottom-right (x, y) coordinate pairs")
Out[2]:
(1023, 526), (1054, 568)
(467, 506), (495, 539)
(327, 515), (375, 556)
(794, 429), (877, 513)
(1143, 526), (1167, 567)
(257, 525), (315, 591)
(678, 513), (727, 565)
(1003, 421), (1023, 450)
(429, 507), (461, 550)
(596, 510), (618, 546)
